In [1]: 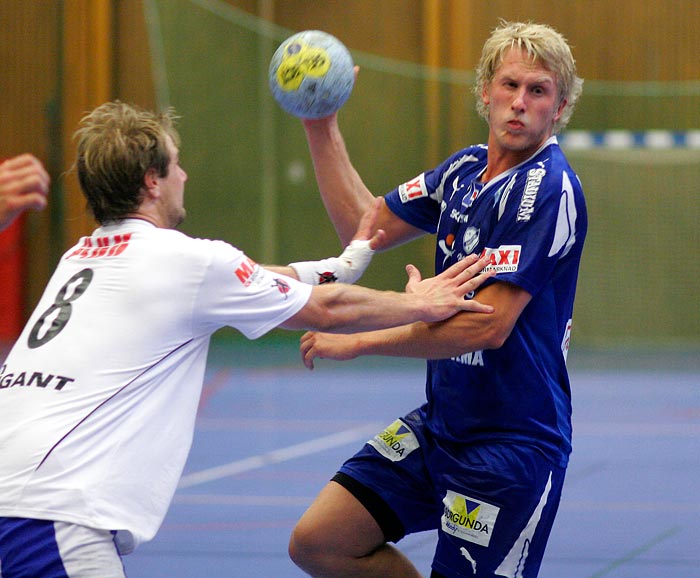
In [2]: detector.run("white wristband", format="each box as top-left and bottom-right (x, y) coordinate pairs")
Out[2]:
(289, 239), (375, 285)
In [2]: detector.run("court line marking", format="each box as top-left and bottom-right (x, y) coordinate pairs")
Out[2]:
(177, 423), (381, 489)
(172, 494), (312, 506)
(587, 526), (682, 578)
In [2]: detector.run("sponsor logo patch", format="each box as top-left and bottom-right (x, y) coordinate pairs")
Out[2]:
(66, 233), (132, 259)
(462, 227), (479, 254)
(368, 419), (419, 462)
(0, 365), (75, 391)
(450, 350), (484, 366)
(441, 490), (500, 547)
(398, 174), (428, 203)
(234, 257), (260, 287)
(479, 245), (521, 273)
(272, 277), (290, 299)
(517, 167), (546, 222)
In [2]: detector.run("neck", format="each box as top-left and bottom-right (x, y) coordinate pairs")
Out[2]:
(482, 135), (553, 182)
(126, 213), (159, 225)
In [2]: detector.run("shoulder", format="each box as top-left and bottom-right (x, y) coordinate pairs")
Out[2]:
(520, 143), (583, 200)
(145, 227), (242, 256)
(538, 142), (581, 187)
(113, 226), (248, 278)
(414, 145), (487, 203)
(438, 144), (488, 175)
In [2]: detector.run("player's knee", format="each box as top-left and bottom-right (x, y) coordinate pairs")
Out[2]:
(288, 519), (326, 571)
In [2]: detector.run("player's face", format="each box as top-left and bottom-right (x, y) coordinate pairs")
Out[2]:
(482, 47), (565, 159)
(159, 136), (188, 228)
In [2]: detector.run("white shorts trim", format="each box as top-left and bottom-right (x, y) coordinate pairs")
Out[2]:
(54, 522), (126, 578)
(494, 471), (553, 578)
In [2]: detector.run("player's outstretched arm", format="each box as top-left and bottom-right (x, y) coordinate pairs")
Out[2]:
(281, 254), (493, 334)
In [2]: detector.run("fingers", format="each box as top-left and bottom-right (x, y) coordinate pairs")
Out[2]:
(0, 154), (50, 198)
(404, 263), (422, 290)
(449, 256), (495, 312)
(353, 197), (382, 242)
(353, 198), (387, 250)
(440, 253), (482, 278)
(368, 229), (386, 251)
(439, 254), (493, 290)
(457, 298), (494, 314)
(6, 192), (48, 213)
(0, 155), (50, 231)
(300, 332), (316, 370)
(454, 256), (493, 288)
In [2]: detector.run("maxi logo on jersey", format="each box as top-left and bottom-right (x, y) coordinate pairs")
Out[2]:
(368, 419), (420, 462)
(441, 489), (500, 547)
(479, 245), (522, 273)
(234, 257), (260, 287)
(398, 173), (428, 203)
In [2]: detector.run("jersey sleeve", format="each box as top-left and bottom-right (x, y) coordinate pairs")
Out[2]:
(193, 241), (312, 339)
(384, 169), (442, 233)
(384, 147), (488, 233)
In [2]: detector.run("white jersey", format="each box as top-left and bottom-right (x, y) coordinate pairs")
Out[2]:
(0, 219), (311, 552)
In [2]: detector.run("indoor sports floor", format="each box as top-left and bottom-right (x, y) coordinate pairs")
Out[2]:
(122, 336), (699, 578)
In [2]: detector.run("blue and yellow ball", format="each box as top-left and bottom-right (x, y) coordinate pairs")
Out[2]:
(269, 30), (354, 119)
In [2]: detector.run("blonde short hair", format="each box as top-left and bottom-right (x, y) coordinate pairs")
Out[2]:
(474, 21), (583, 133)
(74, 101), (180, 223)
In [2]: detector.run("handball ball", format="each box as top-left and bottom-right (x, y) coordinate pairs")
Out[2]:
(268, 30), (354, 119)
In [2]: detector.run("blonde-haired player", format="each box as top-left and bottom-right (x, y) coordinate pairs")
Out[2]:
(289, 21), (586, 578)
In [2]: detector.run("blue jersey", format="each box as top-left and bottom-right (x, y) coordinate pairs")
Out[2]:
(385, 137), (587, 466)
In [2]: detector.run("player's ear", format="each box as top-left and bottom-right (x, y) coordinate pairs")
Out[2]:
(481, 83), (490, 107)
(554, 98), (567, 122)
(143, 168), (161, 198)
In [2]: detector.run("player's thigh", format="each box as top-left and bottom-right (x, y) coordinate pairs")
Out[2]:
(293, 480), (385, 556)
(431, 444), (565, 578)
(335, 413), (444, 541)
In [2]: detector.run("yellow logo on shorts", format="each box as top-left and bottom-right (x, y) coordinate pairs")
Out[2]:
(368, 419), (419, 462)
(441, 490), (500, 547)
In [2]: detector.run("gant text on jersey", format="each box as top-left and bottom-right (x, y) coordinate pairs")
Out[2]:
(0, 365), (75, 391)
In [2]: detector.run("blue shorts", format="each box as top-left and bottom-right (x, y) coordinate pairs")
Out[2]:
(335, 408), (566, 578)
(0, 518), (126, 578)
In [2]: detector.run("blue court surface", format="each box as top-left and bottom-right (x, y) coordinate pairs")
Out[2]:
(118, 335), (699, 578)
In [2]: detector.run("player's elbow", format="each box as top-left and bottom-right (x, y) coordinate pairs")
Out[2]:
(310, 305), (340, 332)
(480, 320), (514, 350)
(298, 287), (347, 332)
(483, 331), (508, 350)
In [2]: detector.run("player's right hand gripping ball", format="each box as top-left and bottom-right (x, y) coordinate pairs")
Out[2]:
(269, 30), (354, 119)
